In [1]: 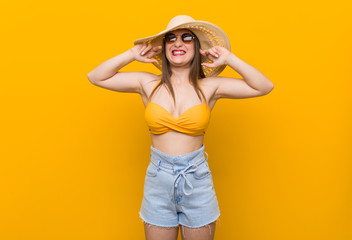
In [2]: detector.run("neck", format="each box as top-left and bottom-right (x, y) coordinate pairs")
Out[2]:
(170, 66), (191, 85)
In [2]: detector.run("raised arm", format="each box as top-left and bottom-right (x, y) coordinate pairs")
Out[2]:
(87, 43), (162, 94)
(201, 46), (274, 100)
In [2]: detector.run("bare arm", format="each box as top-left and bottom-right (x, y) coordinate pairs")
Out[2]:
(87, 43), (162, 94)
(224, 53), (274, 94)
(87, 50), (135, 84)
(201, 46), (274, 100)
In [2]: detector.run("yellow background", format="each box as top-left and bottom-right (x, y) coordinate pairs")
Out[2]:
(1, 0), (351, 239)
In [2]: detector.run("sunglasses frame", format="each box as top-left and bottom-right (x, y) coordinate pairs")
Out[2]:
(163, 32), (195, 44)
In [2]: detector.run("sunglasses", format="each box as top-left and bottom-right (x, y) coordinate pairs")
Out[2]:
(164, 33), (195, 44)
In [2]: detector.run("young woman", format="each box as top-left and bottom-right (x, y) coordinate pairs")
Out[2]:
(88, 15), (274, 240)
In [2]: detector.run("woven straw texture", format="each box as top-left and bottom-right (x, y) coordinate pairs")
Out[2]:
(134, 16), (231, 77)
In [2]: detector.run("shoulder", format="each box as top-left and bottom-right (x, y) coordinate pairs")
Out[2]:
(198, 76), (219, 93)
(140, 73), (162, 88)
(197, 77), (220, 106)
(138, 72), (161, 84)
(198, 76), (217, 86)
(139, 73), (162, 98)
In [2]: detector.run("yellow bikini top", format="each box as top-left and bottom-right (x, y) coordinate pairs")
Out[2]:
(145, 79), (211, 136)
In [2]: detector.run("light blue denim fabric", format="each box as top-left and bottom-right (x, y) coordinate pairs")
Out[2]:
(139, 144), (220, 228)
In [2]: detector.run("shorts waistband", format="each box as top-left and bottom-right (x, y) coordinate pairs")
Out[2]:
(150, 144), (207, 168)
(149, 144), (209, 198)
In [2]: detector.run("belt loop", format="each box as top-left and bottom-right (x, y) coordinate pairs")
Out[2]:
(150, 156), (160, 171)
(157, 159), (161, 171)
(204, 151), (208, 161)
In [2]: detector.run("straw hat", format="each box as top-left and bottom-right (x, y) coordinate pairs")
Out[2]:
(133, 15), (231, 77)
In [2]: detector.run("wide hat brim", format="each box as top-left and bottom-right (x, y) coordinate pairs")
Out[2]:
(133, 15), (231, 78)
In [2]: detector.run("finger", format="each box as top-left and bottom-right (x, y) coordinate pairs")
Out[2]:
(214, 45), (222, 51)
(153, 49), (162, 56)
(141, 44), (153, 56)
(201, 62), (210, 68)
(208, 49), (219, 58)
(206, 53), (217, 62)
(152, 46), (162, 54)
(138, 43), (148, 55)
(214, 45), (224, 54)
(145, 48), (160, 58)
(213, 47), (221, 56)
(144, 52), (154, 59)
(140, 43), (150, 55)
(136, 43), (144, 50)
(153, 45), (162, 51)
(200, 50), (209, 57)
(200, 49), (208, 56)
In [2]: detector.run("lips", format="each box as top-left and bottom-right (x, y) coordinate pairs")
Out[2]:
(172, 50), (186, 56)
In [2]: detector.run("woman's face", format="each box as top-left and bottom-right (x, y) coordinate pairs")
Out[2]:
(164, 29), (195, 67)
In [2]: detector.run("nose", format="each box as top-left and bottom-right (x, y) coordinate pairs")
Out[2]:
(174, 37), (183, 47)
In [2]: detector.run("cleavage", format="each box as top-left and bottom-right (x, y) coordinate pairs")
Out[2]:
(150, 83), (204, 118)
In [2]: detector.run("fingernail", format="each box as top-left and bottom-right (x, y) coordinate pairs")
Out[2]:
(141, 52), (145, 55)
(215, 54), (219, 57)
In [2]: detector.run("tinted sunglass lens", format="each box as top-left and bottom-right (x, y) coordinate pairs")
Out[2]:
(182, 34), (193, 42)
(165, 33), (194, 43)
(166, 34), (176, 43)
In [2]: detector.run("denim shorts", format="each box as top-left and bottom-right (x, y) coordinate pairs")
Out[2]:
(139, 144), (220, 228)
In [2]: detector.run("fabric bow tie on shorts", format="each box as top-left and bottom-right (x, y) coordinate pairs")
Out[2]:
(150, 151), (209, 201)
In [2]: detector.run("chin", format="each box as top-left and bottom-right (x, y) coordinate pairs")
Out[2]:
(168, 57), (193, 65)
(171, 61), (192, 67)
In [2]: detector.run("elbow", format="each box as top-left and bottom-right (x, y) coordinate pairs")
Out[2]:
(87, 73), (96, 85)
(261, 84), (274, 95)
(267, 83), (274, 93)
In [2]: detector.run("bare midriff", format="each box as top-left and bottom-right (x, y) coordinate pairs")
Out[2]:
(150, 131), (204, 155)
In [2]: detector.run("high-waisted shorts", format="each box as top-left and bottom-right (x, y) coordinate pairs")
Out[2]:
(139, 144), (220, 228)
